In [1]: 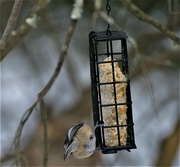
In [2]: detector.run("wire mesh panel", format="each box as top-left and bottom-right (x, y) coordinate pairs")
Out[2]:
(89, 31), (136, 154)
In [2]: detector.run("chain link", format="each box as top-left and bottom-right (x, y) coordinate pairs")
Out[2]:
(106, 0), (111, 35)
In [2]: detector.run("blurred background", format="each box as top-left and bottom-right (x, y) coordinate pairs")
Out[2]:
(0, 0), (179, 166)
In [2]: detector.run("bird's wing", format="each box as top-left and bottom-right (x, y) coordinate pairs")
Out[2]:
(64, 122), (84, 149)
(64, 139), (78, 160)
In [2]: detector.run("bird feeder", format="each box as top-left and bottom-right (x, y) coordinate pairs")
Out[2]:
(89, 31), (136, 154)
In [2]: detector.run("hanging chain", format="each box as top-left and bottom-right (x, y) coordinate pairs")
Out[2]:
(106, 0), (111, 35)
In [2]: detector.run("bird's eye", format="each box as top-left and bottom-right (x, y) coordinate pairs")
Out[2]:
(90, 134), (94, 140)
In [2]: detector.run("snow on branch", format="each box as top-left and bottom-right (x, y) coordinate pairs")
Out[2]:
(0, 0), (51, 62)
(71, 0), (84, 20)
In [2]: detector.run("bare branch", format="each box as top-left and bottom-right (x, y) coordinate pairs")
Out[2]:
(168, 0), (180, 14)
(13, 18), (78, 167)
(91, 0), (102, 28)
(0, 0), (51, 62)
(13, 0), (84, 164)
(14, 101), (38, 166)
(140, 61), (158, 116)
(156, 118), (180, 166)
(121, 0), (180, 44)
(38, 20), (77, 98)
(40, 100), (48, 167)
(0, 0), (23, 48)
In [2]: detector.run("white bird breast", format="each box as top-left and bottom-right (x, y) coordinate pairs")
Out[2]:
(84, 135), (96, 153)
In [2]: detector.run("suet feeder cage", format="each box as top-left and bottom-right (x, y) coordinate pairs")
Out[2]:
(89, 30), (136, 154)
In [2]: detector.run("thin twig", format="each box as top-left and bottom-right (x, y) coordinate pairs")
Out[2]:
(0, 0), (23, 48)
(91, 0), (102, 28)
(40, 99), (48, 167)
(121, 0), (180, 44)
(14, 101), (38, 166)
(0, 0), (51, 61)
(13, 0), (82, 164)
(38, 20), (77, 98)
(168, 0), (180, 14)
(140, 60), (158, 117)
(155, 118), (180, 166)
(13, 19), (78, 166)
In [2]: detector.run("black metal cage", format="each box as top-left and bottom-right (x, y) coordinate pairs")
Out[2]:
(89, 31), (136, 154)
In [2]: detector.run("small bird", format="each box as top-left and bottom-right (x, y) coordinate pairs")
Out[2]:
(64, 122), (97, 160)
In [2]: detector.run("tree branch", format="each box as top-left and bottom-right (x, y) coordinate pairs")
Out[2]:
(13, 17), (78, 167)
(121, 0), (180, 45)
(14, 101), (38, 166)
(155, 118), (180, 166)
(13, 0), (84, 164)
(40, 99), (48, 167)
(0, 0), (23, 48)
(0, 0), (51, 62)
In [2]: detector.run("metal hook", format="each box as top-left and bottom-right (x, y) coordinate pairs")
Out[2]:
(106, 0), (111, 35)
